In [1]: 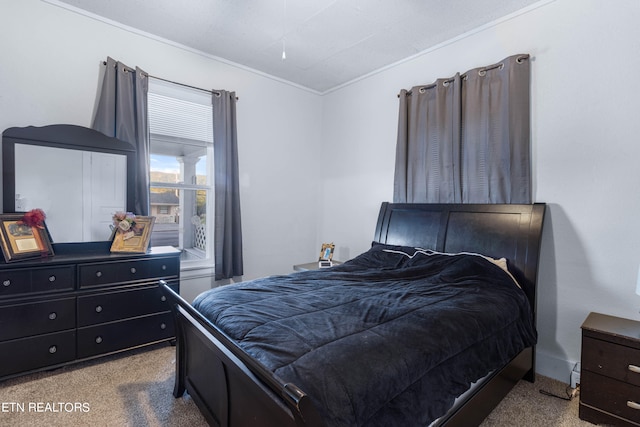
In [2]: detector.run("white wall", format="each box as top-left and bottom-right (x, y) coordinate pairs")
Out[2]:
(0, 0), (324, 300)
(319, 0), (640, 382)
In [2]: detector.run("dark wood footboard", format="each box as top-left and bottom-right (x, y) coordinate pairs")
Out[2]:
(161, 282), (324, 427)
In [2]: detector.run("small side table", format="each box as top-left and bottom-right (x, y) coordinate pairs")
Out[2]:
(579, 312), (640, 425)
(293, 261), (342, 272)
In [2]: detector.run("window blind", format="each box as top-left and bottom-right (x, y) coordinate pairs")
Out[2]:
(148, 78), (213, 144)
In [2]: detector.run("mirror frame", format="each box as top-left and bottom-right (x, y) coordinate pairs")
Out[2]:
(2, 124), (136, 243)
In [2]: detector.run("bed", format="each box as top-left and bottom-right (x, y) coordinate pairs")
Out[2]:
(161, 202), (546, 427)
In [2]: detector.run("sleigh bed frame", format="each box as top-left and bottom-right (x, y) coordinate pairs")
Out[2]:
(162, 202), (546, 427)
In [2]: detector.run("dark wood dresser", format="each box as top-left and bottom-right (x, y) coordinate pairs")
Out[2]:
(580, 312), (640, 425)
(0, 242), (180, 380)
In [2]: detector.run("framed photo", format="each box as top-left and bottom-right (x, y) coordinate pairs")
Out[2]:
(0, 213), (54, 262)
(110, 216), (155, 253)
(319, 242), (335, 261)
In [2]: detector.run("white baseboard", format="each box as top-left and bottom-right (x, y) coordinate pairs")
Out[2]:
(535, 350), (576, 384)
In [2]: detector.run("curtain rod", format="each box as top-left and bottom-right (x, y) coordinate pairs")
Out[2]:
(101, 60), (238, 100)
(397, 54), (529, 98)
(150, 75), (239, 100)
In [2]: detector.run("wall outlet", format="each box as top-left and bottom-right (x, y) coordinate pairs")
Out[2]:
(571, 362), (581, 389)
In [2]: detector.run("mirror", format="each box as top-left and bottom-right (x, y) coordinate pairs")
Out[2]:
(2, 124), (136, 243)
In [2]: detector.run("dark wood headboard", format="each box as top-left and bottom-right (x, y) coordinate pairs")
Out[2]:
(374, 203), (546, 314)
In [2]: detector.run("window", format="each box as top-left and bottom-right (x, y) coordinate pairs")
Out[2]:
(147, 78), (213, 266)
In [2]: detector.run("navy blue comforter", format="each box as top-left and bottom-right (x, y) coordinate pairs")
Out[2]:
(192, 244), (537, 426)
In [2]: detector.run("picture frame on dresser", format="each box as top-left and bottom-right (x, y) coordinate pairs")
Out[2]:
(0, 213), (54, 262)
(110, 216), (156, 253)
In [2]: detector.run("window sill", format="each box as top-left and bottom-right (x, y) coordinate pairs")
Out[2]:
(180, 248), (213, 272)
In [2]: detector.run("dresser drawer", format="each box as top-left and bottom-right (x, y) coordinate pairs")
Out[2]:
(77, 285), (172, 327)
(0, 266), (75, 299)
(78, 257), (179, 288)
(0, 270), (30, 298)
(31, 266), (75, 293)
(582, 336), (640, 387)
(0, 297), (76, 341)
(0, 330), (76, 378)
(581, 370), (640, 423)
(77, 312), (174, 358)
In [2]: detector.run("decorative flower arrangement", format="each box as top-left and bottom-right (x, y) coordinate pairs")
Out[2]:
(112, 211), (138, 240)
(20, 208), (46, 229)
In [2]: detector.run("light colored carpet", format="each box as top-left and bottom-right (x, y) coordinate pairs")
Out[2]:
(0, 344), (593, 427)
(481, 375), (593, 427)
(0, 344), (207, 427)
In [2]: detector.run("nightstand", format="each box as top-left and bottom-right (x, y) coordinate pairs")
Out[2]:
(293, 261), (342, 272)
(580, 312), (640, 425)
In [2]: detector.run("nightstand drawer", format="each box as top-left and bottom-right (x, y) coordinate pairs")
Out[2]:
(0, 330), (76, 378)
(78, 257), (179, 288)
(581, 370), (640, 423)
(582, 336), (640, 386)
(77, 312), (174, 358)
(77, 285), (172, 327)
(0, 297), (76, 341)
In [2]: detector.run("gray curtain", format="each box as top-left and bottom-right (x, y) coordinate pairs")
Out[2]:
(394, 54), (530, 204)
(92, 57), (150, 215)
(212, 90), (243, 280)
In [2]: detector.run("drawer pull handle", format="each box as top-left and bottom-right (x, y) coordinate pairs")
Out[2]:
(628, 401), (640, 410)
(95, 336), (103, 344)
(629, 365), (640, 374)
(95, 305), (103, 313)
(161, 296), (166, 302)
(49, 312), (57, 320)
(160, 323), (167, 330)
(96, 271), (102, 278)
(162, 265), (167, 270)
(3, 280), (10, 287)
(49, 345), (57, 354)
(130, 267), (137, 274)
(49, 275), (56, 282)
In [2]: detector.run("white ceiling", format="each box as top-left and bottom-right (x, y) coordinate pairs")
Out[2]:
(49, 0), (542, 93)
